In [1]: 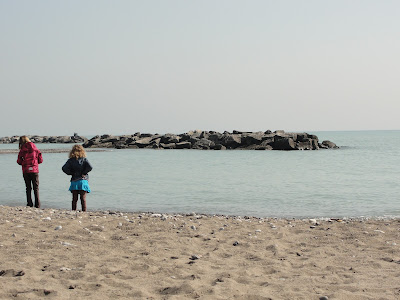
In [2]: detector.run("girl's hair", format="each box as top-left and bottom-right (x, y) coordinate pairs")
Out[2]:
(69, 145), (87, 159)
(19, 136), (31, 149)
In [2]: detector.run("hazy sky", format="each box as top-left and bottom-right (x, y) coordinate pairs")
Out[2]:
(1, 0), (399, 136)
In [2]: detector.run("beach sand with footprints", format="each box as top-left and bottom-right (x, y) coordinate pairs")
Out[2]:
(0, 206), (399, 299)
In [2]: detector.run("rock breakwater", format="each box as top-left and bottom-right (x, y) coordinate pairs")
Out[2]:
(83, 130), (338, 150)
(0, 134), (87, 144)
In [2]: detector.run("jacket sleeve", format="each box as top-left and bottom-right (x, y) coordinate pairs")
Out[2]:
(37, 152), (43, 164)
(82, 159), (93, 175)
(17, 149), (24, 165)
(62, 159), (72, 175)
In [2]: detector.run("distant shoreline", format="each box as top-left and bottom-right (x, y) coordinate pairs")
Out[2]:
(0, 149), (109, 154)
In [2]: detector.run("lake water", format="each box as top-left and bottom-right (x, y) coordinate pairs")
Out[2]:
(1, 131), (399, 218)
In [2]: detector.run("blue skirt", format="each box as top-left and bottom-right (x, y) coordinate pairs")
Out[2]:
(69, 180), (91, 193)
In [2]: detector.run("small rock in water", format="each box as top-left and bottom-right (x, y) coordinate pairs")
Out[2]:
(55, 226), (62, 230)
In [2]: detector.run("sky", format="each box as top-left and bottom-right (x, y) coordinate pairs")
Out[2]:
(1, 0), (399, 136)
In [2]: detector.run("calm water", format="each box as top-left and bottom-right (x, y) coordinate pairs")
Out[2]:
(1, 131), (399, 218)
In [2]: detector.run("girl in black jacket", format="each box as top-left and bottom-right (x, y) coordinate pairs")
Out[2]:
(62, 145), (93, 211)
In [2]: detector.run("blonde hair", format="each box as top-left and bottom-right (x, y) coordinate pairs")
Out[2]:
(69, 144), (87, 159)
(19, 136), (31, 149)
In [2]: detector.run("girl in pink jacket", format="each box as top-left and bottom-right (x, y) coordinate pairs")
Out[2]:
(17, 136), (43, 208)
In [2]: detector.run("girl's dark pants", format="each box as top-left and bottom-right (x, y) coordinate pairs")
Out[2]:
(23, 173), (40, 208)
(72, 190), (87, 211)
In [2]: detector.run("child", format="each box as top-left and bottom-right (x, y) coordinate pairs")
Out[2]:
(17, 136), (43, 208)
(62, 145), (93, 211)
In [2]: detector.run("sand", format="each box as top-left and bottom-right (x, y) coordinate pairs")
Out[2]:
(0, 206), (399, 300)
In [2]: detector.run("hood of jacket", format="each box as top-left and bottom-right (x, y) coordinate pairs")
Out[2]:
(21, 142), (38, 153)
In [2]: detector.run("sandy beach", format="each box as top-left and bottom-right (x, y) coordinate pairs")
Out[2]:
(0, 206), (399, 300)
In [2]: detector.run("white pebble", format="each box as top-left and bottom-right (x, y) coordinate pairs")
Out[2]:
(61, 241), (75, 246)
(55, 226), (62, 230)
(309, 218), (318, 225)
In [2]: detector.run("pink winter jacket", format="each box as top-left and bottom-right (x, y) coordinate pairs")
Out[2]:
(17, 142), (43, 174)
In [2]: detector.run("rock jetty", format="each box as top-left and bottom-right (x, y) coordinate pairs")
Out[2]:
(83, 130), (338, 150)
(0, 133), (87, 144)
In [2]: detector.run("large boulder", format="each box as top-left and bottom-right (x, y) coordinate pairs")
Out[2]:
(212, 144), (226, 150)
(221, 134), (242, 149)
(272, 136), (296, 150)
(83, 135), (101, 148)
(175, 141), (192, 149)
(160, 143), (176, 149)
(320, 140), (338, 149)
(208, 132), (224, 144)
(296, 138), (314, 150)
(193, 138), (215, 150)
(161, 134), (181, 144)
(134, 137), (153, 148)
(241, 132), (264, 146)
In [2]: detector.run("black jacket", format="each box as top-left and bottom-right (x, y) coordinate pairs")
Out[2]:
(62, 157), (93, 182)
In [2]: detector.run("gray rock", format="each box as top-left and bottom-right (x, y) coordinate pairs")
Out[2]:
(272, 137), (296, 150)
(212, 144), (226, 150)
(161, 134), (181, 144)
(321, 140), (338, 149)
(193, 138), (215, 150)
(134, 137), (153, 148)
(241, 132), (264, 146)
(222, 134), (242, 149)
(160, 143), (176, 149)
(175, 141), (191, 149)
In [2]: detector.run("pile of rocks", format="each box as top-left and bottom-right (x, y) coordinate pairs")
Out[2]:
(83, 130), (338, 150)
(0, 133), (87, 144)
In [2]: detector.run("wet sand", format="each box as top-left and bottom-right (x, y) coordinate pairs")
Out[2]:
(0, 206), (399, 299)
